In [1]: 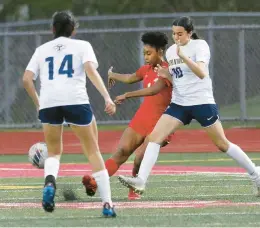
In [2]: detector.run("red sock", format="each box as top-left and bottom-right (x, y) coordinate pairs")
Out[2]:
(105, 158), (119, 177)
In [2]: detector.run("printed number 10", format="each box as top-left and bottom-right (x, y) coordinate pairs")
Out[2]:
(172, 67), (183, 79)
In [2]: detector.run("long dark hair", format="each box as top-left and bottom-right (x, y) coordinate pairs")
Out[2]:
(172, 17), (200, 40)
(52, 11), (79, 38)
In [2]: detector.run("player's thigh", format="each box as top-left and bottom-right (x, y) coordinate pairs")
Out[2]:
(112, 127), (145, 160)
(70, 119), (99, 155)
(204, 119), (229, 152)
(149, 114), (183, 144)
(39, 106), (64, 156)
(42, 124), (63, 156)
(63, 104), (99, 154)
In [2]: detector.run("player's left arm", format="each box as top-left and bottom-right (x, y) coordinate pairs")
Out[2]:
(177, 40), (209, 79)
(114, 79), (170, 104)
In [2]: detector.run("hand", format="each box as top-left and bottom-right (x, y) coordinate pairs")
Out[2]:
(176, 40), (185, 59)
(114, 94), (127, 105)
(108, 66), (116, 89)
(104, 97), (116, 115)
(154, 64), (171, 81)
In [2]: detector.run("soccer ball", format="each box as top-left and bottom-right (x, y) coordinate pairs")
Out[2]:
(28, 142), (48, 169)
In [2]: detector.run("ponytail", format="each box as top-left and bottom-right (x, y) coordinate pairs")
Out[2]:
(191, 32), (200, 40)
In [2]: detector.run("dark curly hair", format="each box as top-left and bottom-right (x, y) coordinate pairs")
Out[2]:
(52, 10), (79, 38)
(141, 32), (168, 51)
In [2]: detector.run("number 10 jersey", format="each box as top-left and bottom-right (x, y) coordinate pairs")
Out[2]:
(166, 39), (215, 106)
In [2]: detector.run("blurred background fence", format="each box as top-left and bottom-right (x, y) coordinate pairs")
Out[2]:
(1, 12), (260, 128)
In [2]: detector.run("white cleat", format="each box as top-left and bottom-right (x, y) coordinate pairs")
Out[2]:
(250, 167), (260, 196)
(118, 175), (145, 195)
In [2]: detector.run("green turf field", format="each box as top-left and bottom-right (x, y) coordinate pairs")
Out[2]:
(0, 153), (260, 226)
(0, 174), (260, 227)
(1, 152), (260, 166)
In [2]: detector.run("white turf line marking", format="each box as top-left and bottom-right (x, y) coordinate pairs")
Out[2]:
(0, 178), (249, 186)
(0, 212), (260, 221)
(0, 173), (250, 180)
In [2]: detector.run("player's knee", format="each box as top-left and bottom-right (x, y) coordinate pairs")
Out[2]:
(146, 132), (164, 144)
(214, 138), (229, 152)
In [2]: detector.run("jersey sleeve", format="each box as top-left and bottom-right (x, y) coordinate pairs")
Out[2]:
(135, 66), (146, 79)
(195, 40), (210, 64)
(82, 41), (99, 69)
(26, 48), (39, 80)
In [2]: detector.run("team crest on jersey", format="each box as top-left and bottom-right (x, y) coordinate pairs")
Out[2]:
(54, 44), (66, 52)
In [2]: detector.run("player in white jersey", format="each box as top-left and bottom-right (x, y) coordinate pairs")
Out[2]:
(118, 16), (260, 196)
(23, 11), (116, 217)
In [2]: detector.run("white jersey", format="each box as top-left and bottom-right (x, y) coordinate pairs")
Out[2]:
(166, 39), (215, 106)
(26, 37), (98, 110)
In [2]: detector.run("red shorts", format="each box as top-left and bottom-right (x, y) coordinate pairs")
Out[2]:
(129, 108), (172, 145)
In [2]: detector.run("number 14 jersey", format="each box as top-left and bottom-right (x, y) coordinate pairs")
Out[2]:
(26, 37), (98, 110)
(166, 39), (215, 106)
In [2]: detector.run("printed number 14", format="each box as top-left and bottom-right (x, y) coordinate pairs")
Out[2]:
(45, 54), (74, 80)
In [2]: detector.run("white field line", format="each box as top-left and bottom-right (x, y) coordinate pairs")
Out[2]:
(0, 178), (250, 186)
(0, 212), (259, 221)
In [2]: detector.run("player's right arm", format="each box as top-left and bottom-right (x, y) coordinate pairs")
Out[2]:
(23, 48), (40, 111)
(108, 66), (142, 89)
(84, 62), (116, 115)
(114, 79), (171, 104)
(82, 41), (116, 115)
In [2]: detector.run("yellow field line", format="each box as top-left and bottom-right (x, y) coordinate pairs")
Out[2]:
(0, 186), (41, 190)
(66, 157), (260, 165)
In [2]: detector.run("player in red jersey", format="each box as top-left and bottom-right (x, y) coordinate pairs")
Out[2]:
(82, 32), (172, 200)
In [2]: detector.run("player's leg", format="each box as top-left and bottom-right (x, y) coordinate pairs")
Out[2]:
(119, 120), (183, 194)
(106, 127), (145, 176)
(65, 104), (115, 217)
(118, 103), (189, 194)
(38, 107), (64, 212)
(133, 134), (172, 177)
(84, 126), (145, 197)
(195, 104), (260, 196)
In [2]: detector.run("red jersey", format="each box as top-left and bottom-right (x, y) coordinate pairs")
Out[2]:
(129, 61), (172, 137)
(135, 62), (172, 114)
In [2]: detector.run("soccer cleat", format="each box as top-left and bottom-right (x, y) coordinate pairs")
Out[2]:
(250, 166), (260, 196)
(42, 183), (55, 212)
(128, 188), (141, 200)
(82, 174), (97, 196)
(102, 202), (117, 217)
(118, 175), (145, 195)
